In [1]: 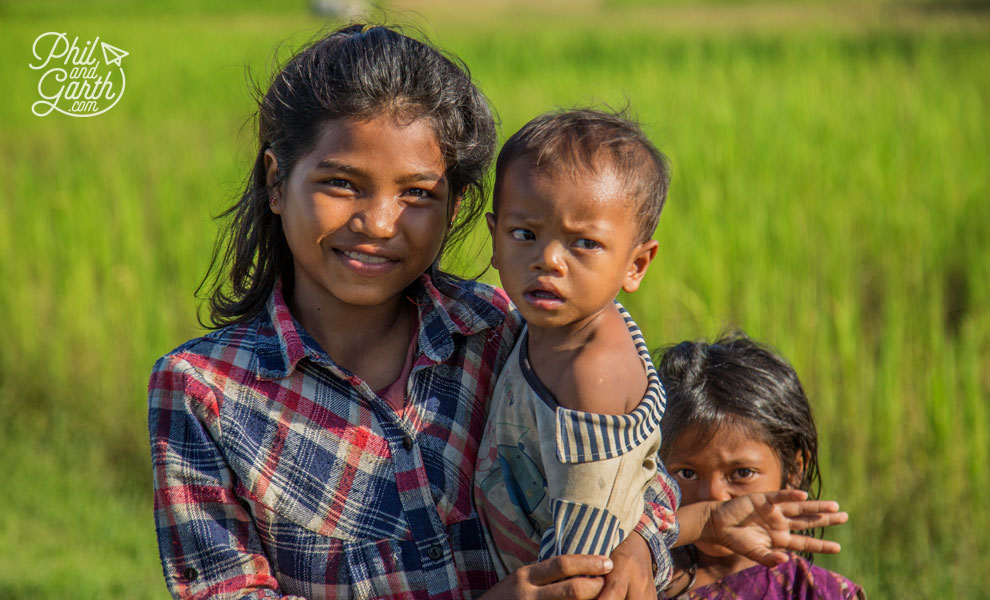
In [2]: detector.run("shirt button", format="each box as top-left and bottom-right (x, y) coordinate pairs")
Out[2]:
(402, 435), (413, 451)
(182, 567), (198, 581)
(427, 544), (443, 561)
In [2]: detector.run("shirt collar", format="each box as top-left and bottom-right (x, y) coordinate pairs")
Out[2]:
(253, 280), (313, 380)
(414, 271), (507, 363)
(253, 273), (506, 380)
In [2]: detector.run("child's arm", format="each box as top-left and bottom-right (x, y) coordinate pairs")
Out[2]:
(599, 463), (680, 600)
(547, 308), (651, 415)
(536, 307), (677, 597)
(149, 355), (297, 599)
(675, 490), (848, 567)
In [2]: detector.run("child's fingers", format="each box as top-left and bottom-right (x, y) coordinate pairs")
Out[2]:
(763, 489), (808, 504)
(785, 511), (849, 532)
(782, 508), (843, 529)
(756, 549), (791, 568)
(524, 555), (613, 586)
(783, 534), (843, 555)
(778, 500), (842, 517)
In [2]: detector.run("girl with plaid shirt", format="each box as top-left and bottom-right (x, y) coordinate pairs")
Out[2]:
(148, 24), (672, 600)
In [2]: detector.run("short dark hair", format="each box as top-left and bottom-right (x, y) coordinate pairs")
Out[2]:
(655, 333), (822, 498)
(200, 24), (497, 328)
(493, 108), (670, 243)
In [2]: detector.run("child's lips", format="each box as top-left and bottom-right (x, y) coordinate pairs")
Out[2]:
(523, 284), (564, 309)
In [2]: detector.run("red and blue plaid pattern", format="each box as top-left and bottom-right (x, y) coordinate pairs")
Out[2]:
(149, 273), (679, 599)
(150, 274), (519, 599)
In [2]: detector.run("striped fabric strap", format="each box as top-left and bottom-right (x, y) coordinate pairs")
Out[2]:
(538, 498), (625, 559)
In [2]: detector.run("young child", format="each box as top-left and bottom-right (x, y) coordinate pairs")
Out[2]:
(474, 108), (679, 589)
(657, 334), (865, 599)
(475, 110), (677, 580)
(474, 111), (849, 596)
(148, 26), (666, 600)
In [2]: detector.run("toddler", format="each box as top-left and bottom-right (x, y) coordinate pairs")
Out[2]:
(474, 108), (678, 585)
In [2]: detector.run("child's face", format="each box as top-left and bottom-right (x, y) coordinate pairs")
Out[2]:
(266, 115), (451, 312)
(488, 162), (657, 330)
(666, 423), (790, 558)
(666, 423), (788, 505)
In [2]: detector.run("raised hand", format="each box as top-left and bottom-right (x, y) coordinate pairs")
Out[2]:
(702, 489), (848, 567)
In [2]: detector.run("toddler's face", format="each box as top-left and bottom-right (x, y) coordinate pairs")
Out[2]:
(488, 162), (656, 330)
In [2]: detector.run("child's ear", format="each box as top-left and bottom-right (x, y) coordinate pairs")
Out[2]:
(449, 191), (464, 227)
(485, 212), (499, 269)
(787, 450), (808, 489)
(450, 197), (461, 226)
(263, 149), (282, 214)
(622, 239), (659, 293)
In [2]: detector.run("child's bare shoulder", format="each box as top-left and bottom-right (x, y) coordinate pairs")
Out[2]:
(555, 310), (647, 415)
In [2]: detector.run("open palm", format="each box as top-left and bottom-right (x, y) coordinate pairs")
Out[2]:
(707, 489), (848, 567)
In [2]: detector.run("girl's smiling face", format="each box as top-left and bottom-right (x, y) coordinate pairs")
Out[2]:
(267, 115), (451, 314)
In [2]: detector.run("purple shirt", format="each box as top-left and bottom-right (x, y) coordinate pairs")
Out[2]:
(669, 554), (865, 600)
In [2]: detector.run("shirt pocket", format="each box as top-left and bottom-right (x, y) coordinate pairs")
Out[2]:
(412, 384), (484, 529)
(223, 396), (413, 541)
(244, 488), (430, 599)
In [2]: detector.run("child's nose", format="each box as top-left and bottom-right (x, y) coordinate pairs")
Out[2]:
(700, 477), (733, 502)
(532, 241), (565, 274)
(352, 196), (401, 238)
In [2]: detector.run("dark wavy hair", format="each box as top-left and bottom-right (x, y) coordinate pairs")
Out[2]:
(493, 108), (670, 243)
(199, 24), (497, 328)
(655, 333), (822, 499)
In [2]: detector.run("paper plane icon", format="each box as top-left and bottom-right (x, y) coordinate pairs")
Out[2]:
(101, 42), (128, 66)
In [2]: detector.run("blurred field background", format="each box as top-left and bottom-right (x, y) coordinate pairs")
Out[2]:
(1, 0), (988, 597)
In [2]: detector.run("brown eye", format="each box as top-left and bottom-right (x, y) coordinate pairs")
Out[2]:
(510, 228), (535, 241)
(675, 468), (697, 480)
(734, 468), (756, 480)
(574, 238), (601, 250)
(323, 178), (353, 190)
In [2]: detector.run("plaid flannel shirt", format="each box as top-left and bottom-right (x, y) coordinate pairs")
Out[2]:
(149, 273), (678, 599)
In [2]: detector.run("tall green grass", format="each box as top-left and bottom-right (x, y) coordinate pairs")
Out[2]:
(1, 2), (987, 598)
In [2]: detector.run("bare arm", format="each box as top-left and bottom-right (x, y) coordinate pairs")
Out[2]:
(530, 305), (647, 415)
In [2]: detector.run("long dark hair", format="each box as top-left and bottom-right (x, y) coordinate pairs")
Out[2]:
(655, 333), (822, 499)
(199, 24), (497, 328)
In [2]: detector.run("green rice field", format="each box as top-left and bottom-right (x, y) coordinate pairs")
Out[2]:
(1, 1), (987, 597)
